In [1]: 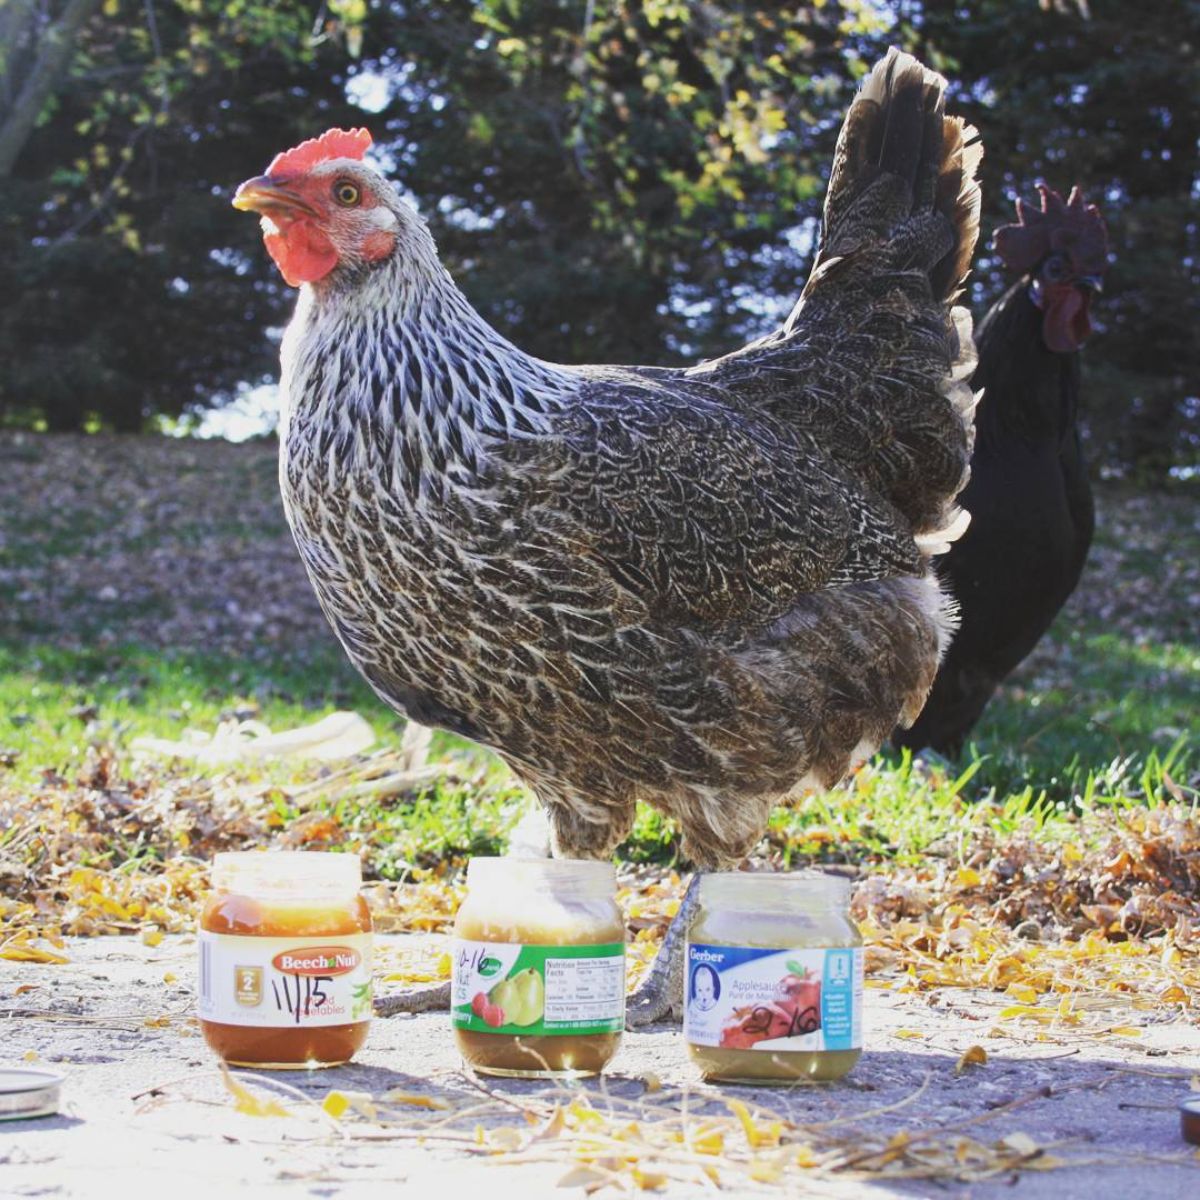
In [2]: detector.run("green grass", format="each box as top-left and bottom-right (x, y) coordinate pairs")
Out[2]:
(1, 434), (1196, 877)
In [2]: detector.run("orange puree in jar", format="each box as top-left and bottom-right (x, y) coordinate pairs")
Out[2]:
(198, 852), (373, 1069)
(452, 859), (625, 1078)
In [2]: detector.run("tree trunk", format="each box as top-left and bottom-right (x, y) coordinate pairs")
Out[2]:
(0, 0), (104, 178)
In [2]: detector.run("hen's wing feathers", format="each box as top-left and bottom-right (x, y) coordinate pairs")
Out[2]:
(691, 49), (982, 541)
(496, 374), (921, 640)
(489, 51), (983, 644)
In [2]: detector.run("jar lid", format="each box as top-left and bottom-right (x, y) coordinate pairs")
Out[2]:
(212, 851), (363, 894)
(466, 856), (616, 893)
(0, 1069), (64, 1122)
(699, 870), (851, 909)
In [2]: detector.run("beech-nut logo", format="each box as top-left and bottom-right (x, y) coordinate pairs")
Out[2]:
(271, 945), (361, 977)
(477, 955), (503, 979)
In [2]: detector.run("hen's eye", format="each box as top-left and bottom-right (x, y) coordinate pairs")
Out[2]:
(333, 180), (361, 207)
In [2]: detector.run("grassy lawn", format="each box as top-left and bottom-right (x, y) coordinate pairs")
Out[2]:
(0, 431), (1197, 892)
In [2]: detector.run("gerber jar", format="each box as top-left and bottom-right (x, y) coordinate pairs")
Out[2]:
(684, 872), (863, 1084)
(198, 852), (373, 1068)
(451, 858), (625, 1078)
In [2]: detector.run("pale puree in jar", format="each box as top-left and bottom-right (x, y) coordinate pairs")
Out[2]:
(199, 852), (373, 1068)
(452, 858), (625, 1077)
(685, 872), (862, 1083)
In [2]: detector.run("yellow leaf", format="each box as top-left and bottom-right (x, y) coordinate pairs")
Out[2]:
(726, 1098), (765, 1147)
(382, 1089), (450, 1110)
(894, 1028), (926, 1039)
(143, 1016), (170, 1028)
(162, 972), (178, 985)
(558, 1166), (610, 1189)
(141, 927), (164, 947)
(436, 952), (451, 978)
(0, 941), (69, 964)
(632, 1167), (667, 1190)
(1106, 1026), (1143, 1037)
(999, 1004), (1052, 1022)
(220, 1065), (290, 1118)
(323, 1091), (350, 1119)
(1005, 982), (1039, 1004)
(690, 1126), (724, 1155)
(749, 1156), (785, 1184)
(955, 1045), (987, 1074)
(954, 866), (982, 887)
(486, 1126), (524, 1151)
(22, 1050), (38, 1063)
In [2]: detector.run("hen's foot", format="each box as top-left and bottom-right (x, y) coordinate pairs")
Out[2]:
(374, 981), (450, 1016)
(625, 873), (702, 1028)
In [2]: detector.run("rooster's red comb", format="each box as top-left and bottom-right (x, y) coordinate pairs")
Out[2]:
(267, 128), (373, 177)
(993, 184), (1109, 278)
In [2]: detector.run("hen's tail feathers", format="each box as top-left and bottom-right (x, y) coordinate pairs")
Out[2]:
(821, 47), (983, 305)
(818, 48), (983, 547)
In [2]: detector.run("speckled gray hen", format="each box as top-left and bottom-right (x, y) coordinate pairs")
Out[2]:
(234, 48), (983, 870)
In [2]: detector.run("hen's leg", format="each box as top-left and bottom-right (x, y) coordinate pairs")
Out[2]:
(625, 873), (702, 1028)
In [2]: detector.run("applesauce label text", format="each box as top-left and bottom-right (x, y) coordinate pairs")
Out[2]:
(684, 943), (862, 1052)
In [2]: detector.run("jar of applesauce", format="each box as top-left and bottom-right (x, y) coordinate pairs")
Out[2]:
(198, 852), (373, 1068)
(684, 872), (862, 1084)
(451, 858), (625, 1078)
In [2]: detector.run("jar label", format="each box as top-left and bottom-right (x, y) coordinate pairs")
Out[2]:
(451, 940), (625, 1036)
(198, 931), (373, 1027)
(684, 943), (862, 1052)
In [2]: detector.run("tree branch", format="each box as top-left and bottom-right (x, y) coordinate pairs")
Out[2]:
(0, 0), (104, 178)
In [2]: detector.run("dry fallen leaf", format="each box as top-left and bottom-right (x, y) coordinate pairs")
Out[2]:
(955, 1044), (988, 1073)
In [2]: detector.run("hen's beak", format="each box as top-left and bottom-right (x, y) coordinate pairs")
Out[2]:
(232, 176), (318, 218)
(1077, 274), (1104, 295)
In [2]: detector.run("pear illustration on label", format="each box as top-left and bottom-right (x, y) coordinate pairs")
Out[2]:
(487, 967), (545, 1027)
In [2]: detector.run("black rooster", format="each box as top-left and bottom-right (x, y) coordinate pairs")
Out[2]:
(897, 186), (1110, 758)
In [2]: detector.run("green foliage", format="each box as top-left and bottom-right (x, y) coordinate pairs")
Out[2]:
(0, 1), (363, 430)
(916, 0), (1200, 478)
(1, 1), (1195, 472)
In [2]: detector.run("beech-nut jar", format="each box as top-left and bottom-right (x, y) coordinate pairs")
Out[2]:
(684, 871), (863, 1084)
(198, 852), (373, 1069)
(451, 858), (626, 1078)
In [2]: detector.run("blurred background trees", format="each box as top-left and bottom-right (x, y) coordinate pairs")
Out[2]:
(1, 0), (1195, 477)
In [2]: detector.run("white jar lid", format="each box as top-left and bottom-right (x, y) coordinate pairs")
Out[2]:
(212, 851), (363, 896)
(0, 1069), (64, 1121)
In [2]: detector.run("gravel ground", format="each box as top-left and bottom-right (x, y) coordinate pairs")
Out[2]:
(2, 935), (1198, 1199)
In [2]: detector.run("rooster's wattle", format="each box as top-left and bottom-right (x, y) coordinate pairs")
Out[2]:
(235, 49), (982, 1016)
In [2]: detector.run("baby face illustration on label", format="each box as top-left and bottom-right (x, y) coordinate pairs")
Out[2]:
(689, 963), (720, 1013)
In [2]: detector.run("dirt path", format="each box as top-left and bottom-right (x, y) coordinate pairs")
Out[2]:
(3, 935), (1198, 1198)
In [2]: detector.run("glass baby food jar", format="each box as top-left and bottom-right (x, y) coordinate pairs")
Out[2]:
(451, 858), (626, 1078)
(684, 871), (863, 1084)
(198, 852), (373, 1069)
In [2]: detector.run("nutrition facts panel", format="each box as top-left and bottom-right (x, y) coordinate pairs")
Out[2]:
(544, 955), (625, 1023)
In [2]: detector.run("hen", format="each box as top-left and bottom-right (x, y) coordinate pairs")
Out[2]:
(896, 186), (1108, 758)
(234, 49), (981, 1018)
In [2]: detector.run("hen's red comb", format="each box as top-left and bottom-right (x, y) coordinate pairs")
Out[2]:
(267, 128), (373, 177)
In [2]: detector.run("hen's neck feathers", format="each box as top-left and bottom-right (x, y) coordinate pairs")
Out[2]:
(279, 235), (577, 475)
